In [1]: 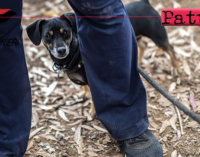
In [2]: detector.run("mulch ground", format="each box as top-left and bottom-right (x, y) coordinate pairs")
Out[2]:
(22, 0), (200, 156)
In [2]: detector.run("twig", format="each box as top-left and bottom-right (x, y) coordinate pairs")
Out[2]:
(175, 106), (184, 135)
(184, 116), (189, 122)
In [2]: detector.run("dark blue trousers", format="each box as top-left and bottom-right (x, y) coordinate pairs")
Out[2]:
(0, 0), (148, 155)
(68, 0), (149, 140)
(0, 0), (32, 156)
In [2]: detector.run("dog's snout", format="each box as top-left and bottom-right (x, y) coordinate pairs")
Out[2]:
(57, 47), (66, 54)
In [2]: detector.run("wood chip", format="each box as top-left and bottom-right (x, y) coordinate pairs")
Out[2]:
(68, 119), (84, 126)
(183, 59), (191, 76)
(88, 151), (98, 156)
(171, 150), (178, 157)
(77, 136), (84, 154)
(44, 81), (58, 96)
(31, 68), (50, 79)
(74, 123), (82, 144)
(58, 109), (69, 122)
(185, 121), (199, 128)
(49, 120), (60, 126)
(62, 109), (79, 116)
(194, 62), (200, 72)
(195, 105), (200, 112)
(159, 120), (169, 134)
(29, 126), (45, 139)
(169, 114), (177, 131)
(172, 0), (181, 8)
(174, 47), (191, 57)
(39, 134), (57, 141)
(149, 117), (160, 130)
(81, 125), (95, 131)
(31, 108), (39, 128)
(83, 109), (92, 121)
(38, 105), (54, 111)
(168, 29), (179, 38)
(49, 125), (65, 131)
(154, 3), (164, 11)
(93, 125), (108, 133)
(168, 82), (176, 93)
(33, 152), (55, 157)
(26, 140), (34, 151)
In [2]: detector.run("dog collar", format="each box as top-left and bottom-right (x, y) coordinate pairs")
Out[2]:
(52, 59), (84, 74)
(53, 46), (80, 70)
(52, 48), (86, 84)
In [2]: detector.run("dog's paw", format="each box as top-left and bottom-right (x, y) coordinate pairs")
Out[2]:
(171, 67), (181, 76)
(171, 60), (181, 76)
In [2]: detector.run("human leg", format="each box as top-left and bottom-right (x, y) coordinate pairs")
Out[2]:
(67, 0), (163, 156)
(68, 0), (148, 140)
(0, 1), (32, 156)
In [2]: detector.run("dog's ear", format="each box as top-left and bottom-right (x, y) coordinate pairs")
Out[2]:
(26, 19), (45, 46)
(61, 13), (77, 33)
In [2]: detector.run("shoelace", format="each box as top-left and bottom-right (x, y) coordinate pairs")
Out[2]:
(128, 134), (148, 144)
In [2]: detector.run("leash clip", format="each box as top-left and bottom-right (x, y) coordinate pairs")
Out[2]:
(52, 62), (58, 72)
(52, 62), (60, 81)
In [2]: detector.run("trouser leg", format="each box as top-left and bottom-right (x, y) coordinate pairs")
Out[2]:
(0, 1), (32, 156)
(68, 0), (149, 141)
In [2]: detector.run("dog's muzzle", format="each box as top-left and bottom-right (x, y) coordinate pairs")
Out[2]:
(51, 46), (69, 59)
(57, 47), (66, 55)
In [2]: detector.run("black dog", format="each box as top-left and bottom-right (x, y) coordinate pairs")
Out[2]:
(26, 13), (88, 85)
(125, 0), (180, 74)
(26, 0), (180, 118)
(26, 13), (96, 117)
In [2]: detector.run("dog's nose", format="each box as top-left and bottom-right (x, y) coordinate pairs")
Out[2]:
(57, 47), (66, 55)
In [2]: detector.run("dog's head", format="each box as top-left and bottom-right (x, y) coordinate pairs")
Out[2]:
(26, 13), (78, 66)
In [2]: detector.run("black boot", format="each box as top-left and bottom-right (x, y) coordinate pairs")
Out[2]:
(117, 129), (163, 157)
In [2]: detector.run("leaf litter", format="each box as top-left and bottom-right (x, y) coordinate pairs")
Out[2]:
(23, 0), (200, 156)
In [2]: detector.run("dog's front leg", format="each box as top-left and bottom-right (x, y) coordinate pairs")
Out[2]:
(82, 85), (96, 118)
(89, 101), (96, 119)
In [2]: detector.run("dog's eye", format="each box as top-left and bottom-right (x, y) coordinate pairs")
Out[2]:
(63, 31), (69, 35)
(45, 34), (51, 39)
